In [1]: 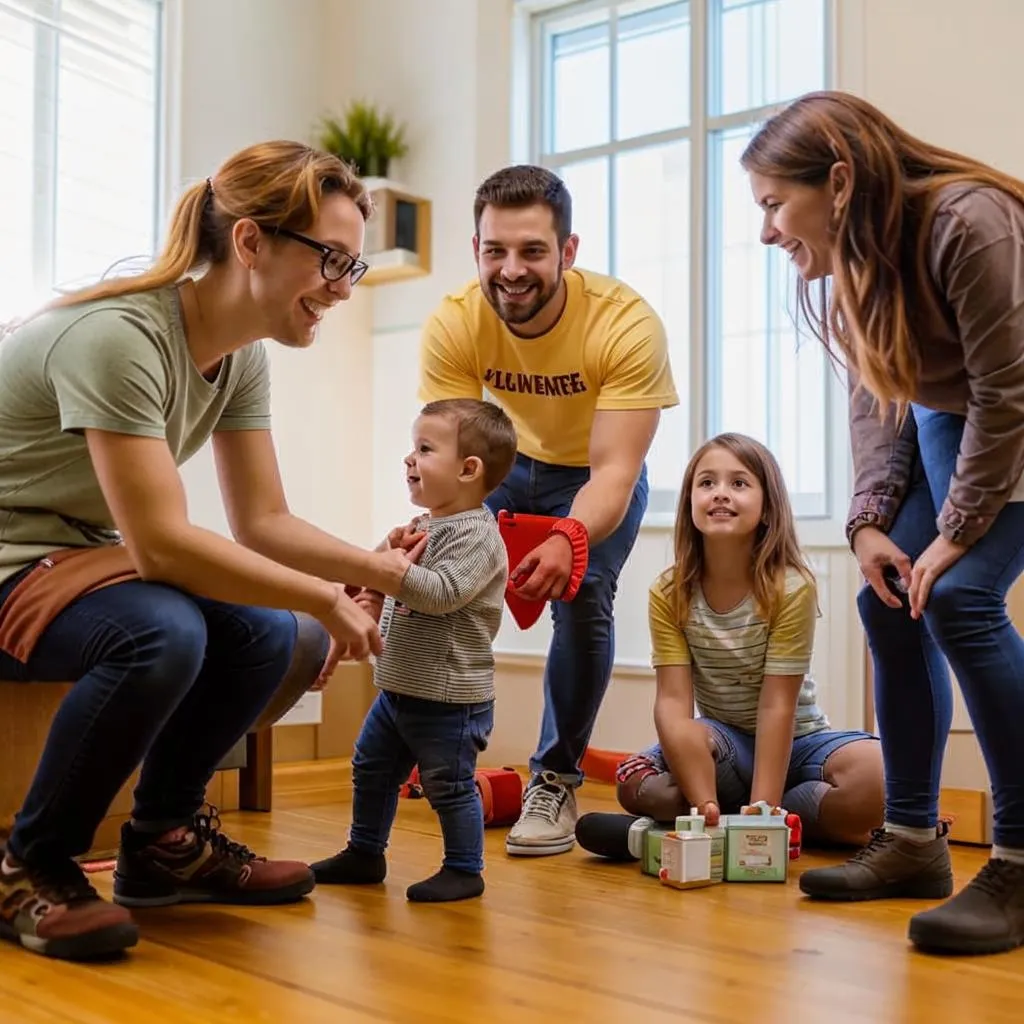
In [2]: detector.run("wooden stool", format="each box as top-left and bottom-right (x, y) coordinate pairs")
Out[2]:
(0, 612), (329, 858)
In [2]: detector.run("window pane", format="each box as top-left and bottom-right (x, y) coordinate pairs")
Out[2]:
(615, 0), (690, 141)
(556, 157), (609, 275)
(0, 9), (37, 320)
(54, 0), (160, 287)
(708, 125), (826, 514)
(614, 141), (689, 496)
(546, 12), (609, 154)
(710, 0), (826, 118)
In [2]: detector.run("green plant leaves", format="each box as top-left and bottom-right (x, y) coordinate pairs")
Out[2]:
(315, 100), (409, 179)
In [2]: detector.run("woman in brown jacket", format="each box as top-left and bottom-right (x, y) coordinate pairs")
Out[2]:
(742, 90), (1024, 956)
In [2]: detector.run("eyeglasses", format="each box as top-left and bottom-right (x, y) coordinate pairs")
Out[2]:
(270, 227), (369, 285)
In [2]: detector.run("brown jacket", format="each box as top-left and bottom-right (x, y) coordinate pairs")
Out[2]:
(847, 183), (1024, 547)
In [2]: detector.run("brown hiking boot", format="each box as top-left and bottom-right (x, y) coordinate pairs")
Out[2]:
(799, 825), (954, 901)
(112, 807), (314, 908)
(0, 842), (138, 960)
(908, 858), (1024, 955)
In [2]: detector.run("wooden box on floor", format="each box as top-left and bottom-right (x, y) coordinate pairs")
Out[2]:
(0, 662), (375, 861)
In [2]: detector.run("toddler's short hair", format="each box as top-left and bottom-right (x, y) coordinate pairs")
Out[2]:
(420, 398), (518, 491)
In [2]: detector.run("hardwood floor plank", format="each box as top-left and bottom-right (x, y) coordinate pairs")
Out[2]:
(0, 774), (1020, 1023)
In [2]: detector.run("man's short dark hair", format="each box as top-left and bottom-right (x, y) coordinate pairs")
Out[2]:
(421, 398), (518, 492)
(473, 165), (572, 244)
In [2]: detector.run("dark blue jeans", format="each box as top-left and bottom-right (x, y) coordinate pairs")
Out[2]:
(858, 405), (1024, 847)
(349, 690), (494, 873)
(0, 571), (297, 865)
(485, 452), (648, 787)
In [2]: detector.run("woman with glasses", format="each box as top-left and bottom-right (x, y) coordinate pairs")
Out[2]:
(0, 140), (418, 962)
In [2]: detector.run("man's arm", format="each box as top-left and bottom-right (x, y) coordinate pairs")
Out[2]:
(509, 407), (659, 601)
(212, 428), (415, 596)
(571, 301), (675, 542)
(570, 407), (660, 544)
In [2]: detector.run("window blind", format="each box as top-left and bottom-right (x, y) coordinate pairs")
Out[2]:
(0, 0), (163, 317)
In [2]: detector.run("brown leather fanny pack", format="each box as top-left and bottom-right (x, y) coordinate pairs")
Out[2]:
(0, 546), (140, 663)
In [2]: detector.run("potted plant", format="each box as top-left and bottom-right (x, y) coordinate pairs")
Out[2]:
(315, 100), (409, 182)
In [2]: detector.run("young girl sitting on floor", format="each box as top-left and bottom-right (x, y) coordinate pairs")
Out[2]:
(616, 433), (884, 847)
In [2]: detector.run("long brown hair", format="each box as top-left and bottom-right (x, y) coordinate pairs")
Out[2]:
(46, 140), (371, 313)
(664, 433), (814, 627)
(740, 90), (1024, 412)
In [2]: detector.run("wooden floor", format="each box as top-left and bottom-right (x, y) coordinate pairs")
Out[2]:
(3, 761), (1023, 1024)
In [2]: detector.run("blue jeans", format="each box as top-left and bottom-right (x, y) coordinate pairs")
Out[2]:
(0, 570), (298, 864)
(859, 405), (1024, 847)
(485, 453), (648, 787)
(349, 690), (494, 873)
(640, 720), (875, 827)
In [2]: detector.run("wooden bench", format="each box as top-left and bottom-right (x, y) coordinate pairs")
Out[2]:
(0, 612), (329, 859)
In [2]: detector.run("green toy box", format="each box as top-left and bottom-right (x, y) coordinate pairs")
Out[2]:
(638, 822), (674, 877)
(721, 807), (790, 882)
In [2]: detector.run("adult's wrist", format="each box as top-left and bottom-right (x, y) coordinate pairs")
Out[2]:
(304, 578), (341, 620)
(373, 549), (410, 596)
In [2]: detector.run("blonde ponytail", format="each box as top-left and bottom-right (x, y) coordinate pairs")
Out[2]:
(15, 140), (370, 321)
(48, 179), (212, 311)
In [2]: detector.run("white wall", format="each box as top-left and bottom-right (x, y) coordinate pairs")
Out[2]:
(171, 0), (1024, 788)
(171, 0), (375, 548)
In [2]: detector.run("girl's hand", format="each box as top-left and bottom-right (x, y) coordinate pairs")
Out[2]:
(852, 526), (912, 609)
(908, 534), (967, 620)
(697, 800), (720, 827)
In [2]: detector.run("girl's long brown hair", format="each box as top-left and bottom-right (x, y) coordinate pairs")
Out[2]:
(665, 433), (815, 627)
(740, 90), (1024, 412)
(19, 140), (371, 321)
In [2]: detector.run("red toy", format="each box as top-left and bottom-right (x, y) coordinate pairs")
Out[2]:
(786, 812), (802, 859)
(399, 766), (524, 827)
(497, 510), (590, 629)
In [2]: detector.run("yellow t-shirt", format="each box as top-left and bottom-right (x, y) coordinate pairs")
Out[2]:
(417, 267), (679, 466)
(647, 566), (829, 736)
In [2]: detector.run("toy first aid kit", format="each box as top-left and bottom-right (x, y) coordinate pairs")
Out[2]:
(721, 802), (791, 882)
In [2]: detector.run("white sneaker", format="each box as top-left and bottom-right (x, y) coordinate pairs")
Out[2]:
(505, 770), (578, 856)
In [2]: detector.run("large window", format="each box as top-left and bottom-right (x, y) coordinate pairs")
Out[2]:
(0, 0), (164, 320)
(523, 0), (837, 526)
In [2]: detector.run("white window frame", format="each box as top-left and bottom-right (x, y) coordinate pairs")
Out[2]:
(512, 0), (851, 548)
(0, 0), (169, 302)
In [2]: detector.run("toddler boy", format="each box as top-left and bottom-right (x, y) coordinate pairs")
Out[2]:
(311, 398), (517, 902)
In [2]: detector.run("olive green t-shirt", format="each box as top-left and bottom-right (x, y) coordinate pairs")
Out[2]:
(0, 285), (271, 584)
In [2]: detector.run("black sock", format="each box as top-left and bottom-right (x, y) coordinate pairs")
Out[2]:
(406, 867), (484, 903)
(310, 846), (386, 885)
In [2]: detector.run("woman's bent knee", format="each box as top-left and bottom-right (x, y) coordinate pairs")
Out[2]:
(106, 583), (209, 679)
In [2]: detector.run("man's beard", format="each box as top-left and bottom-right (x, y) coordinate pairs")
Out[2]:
(485, 270), (561, 325)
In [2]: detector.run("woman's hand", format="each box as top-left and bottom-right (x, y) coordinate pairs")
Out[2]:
(311, 584), (383, 689)
(371, 542), (424, 595)
(852, 526), (912, 609)
(353, 588), (385, 624)
(908, 534), (966, 620)
(381, 518), (427, 553)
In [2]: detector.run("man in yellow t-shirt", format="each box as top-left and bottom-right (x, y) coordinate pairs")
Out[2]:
(418, 165), (679, 857)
